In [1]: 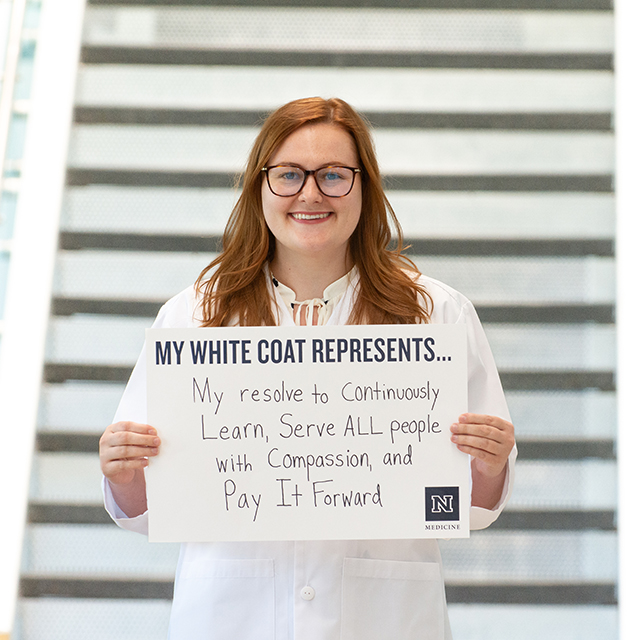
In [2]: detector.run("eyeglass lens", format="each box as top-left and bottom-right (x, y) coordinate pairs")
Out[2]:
(267, 166), (356, 197)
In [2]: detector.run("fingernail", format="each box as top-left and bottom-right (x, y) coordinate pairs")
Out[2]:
(153, 437), (160, 445)
(148, 428), (157, 435)
(459, 414), (468, 423)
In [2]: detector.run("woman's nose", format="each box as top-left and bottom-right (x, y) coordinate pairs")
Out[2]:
(298, 174), (323, 202)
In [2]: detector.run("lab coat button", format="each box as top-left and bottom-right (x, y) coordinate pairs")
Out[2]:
(301, 586), (315, 601)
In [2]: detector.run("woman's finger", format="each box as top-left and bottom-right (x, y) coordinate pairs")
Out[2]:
(100, 422), (160, 452)
(450, 433), (504, 456)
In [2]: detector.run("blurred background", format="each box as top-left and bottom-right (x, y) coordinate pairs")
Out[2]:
(0, 0), (622, 638)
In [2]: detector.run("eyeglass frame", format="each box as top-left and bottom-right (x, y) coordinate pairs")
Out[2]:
(261, 164), (362, 198)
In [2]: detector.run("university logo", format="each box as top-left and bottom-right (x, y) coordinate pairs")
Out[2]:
(425, 487), (460, 522)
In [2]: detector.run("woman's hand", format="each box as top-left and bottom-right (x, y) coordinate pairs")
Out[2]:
(450, 413), (515, 509)
(100, 421), (161, 485)
(99, 421), (160, 517)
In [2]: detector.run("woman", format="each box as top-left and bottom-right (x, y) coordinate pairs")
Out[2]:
(100, 97), (516, 640)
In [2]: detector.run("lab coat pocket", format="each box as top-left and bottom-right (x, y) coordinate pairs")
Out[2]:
(169, 558), (275, 640)
(341, 557), (445, 640)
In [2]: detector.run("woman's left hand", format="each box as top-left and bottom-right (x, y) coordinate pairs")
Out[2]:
(450, 413), (515, 478)
(450, 413), (515, 509)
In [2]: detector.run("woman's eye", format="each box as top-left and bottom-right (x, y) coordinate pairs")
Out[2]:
(322, 169), (346, 182)
(278, 170), (301, 181)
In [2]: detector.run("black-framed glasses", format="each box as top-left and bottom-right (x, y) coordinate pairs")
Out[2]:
(262, 165), (361, 198)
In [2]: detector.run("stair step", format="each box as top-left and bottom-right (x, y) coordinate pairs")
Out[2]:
(28, 452), (615, 510)
(33, 432), (616, 460)
(19, 526), (615, 582)
(66, 169), (614, 192)
(26, 502), (617, 531)
(42, 364), (616, 390)
(50, 297), (616, 324)
(19, 577), (616, 604)
(73, 107), (614, 131)
(29, 503), (112, 525)
(445, 583), (616, 605)
(21, 577), (173, 599)
(85, 1), (613, 10)
(58, 233), (615, 257)
(37, 386), (616, 440)
(80, 48), (613, 71)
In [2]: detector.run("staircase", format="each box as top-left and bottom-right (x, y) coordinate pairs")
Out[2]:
(15, 0), (616, 638)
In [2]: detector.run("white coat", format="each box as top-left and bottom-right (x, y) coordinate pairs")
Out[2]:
(104, 270), (516, 640)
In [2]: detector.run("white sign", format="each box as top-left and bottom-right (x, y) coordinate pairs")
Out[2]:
(146, 325), (469, 542)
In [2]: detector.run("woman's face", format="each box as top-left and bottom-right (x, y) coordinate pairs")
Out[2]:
(261, 123), (362, 268)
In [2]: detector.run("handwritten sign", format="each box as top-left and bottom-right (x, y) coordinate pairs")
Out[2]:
(146, 325), (469, 542)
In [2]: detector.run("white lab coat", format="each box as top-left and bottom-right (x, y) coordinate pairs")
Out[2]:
(104, 270), (516, 640)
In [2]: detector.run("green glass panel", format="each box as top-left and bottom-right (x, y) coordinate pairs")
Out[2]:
(0, 251), (9, 319)
(0, 191), (17, 239)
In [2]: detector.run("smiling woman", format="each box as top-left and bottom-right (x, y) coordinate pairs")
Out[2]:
(194, 97), (433, 328)
(261, 123), (363, 288)
(99, 97), (516, 640)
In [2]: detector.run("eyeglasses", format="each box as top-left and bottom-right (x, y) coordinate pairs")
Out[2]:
(262, 165), (361, 198)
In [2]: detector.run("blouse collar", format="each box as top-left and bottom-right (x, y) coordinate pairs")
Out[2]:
(270, 268), (355, 326)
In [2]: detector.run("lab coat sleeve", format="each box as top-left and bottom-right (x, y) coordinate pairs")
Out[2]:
(102, 288), (196, 535)
(461, 300), (517, 530)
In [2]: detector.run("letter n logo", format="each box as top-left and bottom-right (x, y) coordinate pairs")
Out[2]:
(431, 495), (454, 513)
(425, 486), (459, 522)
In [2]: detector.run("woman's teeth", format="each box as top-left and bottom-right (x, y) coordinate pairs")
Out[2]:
(291, 212), (331, 220)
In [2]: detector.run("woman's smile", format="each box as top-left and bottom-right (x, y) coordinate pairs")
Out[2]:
(289, 211), (333, 221)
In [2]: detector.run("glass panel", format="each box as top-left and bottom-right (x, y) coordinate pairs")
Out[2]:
(46, 316), (152, 365)
(53, 252), (615, 304)
(82, 7), (613, 53)
(13, 44), (36, 101)
(23, 0), (42, 30)
(22, 524), (179, 577)
(5, 113), (28, 175)
(510, 460), (616, 509)
(441, 531), (616, 581)
(0, 191), (18, 239)
(16, 599), (172, 640)
(30, 453), (105, 503)
(0, 249), (9, 318)
(54, 251), (215, 301)
(484, 324), (616, 371)
(448, 605), (617, 640)
(392, 193), (615, 239)
(75, 67), (614, 113)
(67, 125), (614, 175)
(61, 186), (236, 235)
(61, 187), (615, 240)
(412, 256), (615, 304)
(38, 381), (126, 431)
(507, 390), (616, 439)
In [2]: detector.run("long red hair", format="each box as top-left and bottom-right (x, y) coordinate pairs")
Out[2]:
(196, 97), (432, 326)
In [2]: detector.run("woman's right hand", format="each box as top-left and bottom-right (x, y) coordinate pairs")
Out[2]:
(99, 421), (161, 486)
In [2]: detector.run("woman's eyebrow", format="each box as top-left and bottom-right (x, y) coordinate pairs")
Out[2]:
(270, 161), (354, 169)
